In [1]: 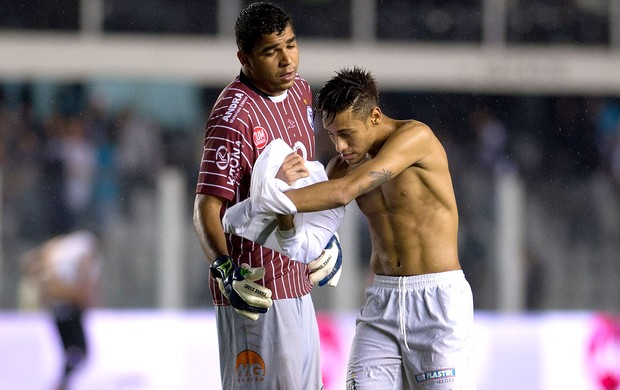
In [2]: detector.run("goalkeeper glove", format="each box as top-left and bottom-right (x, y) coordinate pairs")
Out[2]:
(210, 255), (273, 321)
(308, 234), (343, 287)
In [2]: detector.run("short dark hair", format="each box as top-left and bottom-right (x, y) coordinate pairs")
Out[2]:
(315, 66), (379, 125)
(235, 2), (293, 53)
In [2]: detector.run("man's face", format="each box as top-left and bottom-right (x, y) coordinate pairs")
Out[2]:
(323, 108), (372, 165)
(239, 24), (299, 96)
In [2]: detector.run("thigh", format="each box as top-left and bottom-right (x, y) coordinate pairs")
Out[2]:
(404, 279), (475, 390)
(216, 295), (322, 390)
(347, 317), (403, 389)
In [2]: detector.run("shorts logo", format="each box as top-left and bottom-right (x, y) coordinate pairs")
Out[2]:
(253, 126), (268, 149)
(235, 350), (266, 383)
(415, 368), (456, 385)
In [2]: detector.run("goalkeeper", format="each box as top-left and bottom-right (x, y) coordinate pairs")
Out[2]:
(192, 3), (338, 389)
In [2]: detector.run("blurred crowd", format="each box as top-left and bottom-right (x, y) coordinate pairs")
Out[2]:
(0, 88), (167, 242)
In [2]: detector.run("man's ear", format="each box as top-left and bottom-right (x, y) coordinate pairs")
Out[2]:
(237, 50), (248, 66)
(370, 106), (382, 125)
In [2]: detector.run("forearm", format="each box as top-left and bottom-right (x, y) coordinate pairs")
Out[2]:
(193, 194), (229, 264)
(284, 180), (351, 213)
(198, 221), (228, 263)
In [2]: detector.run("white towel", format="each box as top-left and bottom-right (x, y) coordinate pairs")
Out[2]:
(222, 139), (345, 263)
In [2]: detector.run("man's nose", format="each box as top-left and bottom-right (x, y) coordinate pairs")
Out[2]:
(280, 50), (293, 66)
(334, 138), (346, 153)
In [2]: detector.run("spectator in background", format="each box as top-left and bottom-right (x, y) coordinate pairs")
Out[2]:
(61, 115), (97, 231)
(546, 97), (599, 178)
(591, 98), (620, 192)
(38, 112), (98, 236)
(84, 98), (120, 233)
(0, 98), (46, 241)
(592, 98), (620, 167)
(610, 135), (620, 193)
(41, 112), (73, 236)
(20, 230), (102, 390)
(115, 108), (163, 217)
(468, 107), (510, 175)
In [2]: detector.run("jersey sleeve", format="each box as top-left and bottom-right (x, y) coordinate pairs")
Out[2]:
(195, 90), (254, 201)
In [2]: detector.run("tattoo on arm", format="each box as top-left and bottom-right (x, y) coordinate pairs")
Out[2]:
(358, 169), (394, 196)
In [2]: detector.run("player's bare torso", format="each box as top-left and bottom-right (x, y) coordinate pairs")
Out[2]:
(331, 121), (461, 276)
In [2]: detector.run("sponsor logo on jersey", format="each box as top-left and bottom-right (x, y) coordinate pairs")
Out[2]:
(215, 146), (229, 170)
(235, 350), (266, 383)
(307, 105), (314, 130)
(253, 126), (268, 149)
(415, 368), (456, 384)
(223, 93), (247, 123)
(214, 141), (243, 185)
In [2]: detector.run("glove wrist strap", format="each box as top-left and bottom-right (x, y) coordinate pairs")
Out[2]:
(210, 255), (234, 280)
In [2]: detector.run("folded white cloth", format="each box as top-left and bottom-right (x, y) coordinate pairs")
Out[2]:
(222, 139), (345, 263)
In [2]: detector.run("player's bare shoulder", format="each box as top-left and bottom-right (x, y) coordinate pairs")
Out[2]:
(377, 119), (440, 166)
(397, 119), (447, 160)
(393, 119), (434, 141)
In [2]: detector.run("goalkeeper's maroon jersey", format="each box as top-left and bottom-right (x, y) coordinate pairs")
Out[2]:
(196, 72), (316, 306)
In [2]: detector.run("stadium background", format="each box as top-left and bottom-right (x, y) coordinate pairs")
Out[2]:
(1, 0), (620, 389)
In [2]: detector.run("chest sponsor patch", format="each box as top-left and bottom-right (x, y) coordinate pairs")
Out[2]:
(253, 126), (268, 149)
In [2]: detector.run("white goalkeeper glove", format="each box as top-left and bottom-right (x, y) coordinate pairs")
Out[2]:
(308, 234), (343, 287)
(210, 255), (273, 321)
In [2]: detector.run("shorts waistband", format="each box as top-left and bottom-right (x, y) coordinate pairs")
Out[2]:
(373, 270), (464, 290)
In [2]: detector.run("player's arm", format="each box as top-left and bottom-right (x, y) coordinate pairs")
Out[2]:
(273, 152), (344, 287)
(285, 123), (434, 212)
(273, 151), (309, 233)
(193, 193), (229, 261)
(193, 193), (273, 320)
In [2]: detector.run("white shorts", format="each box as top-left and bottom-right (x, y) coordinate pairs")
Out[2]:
(347, 270), (475, 389)
(216, 294), (323, 390)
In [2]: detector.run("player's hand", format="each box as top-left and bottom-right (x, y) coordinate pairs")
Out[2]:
(276, 152), (309, 185)
(308, 234), (342, 287)
(210, 256), (273, 320)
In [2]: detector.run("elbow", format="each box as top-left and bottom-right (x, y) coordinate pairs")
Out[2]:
(192, 203), (200, 229)
(334, 189), (354, 208)
(192, 195), (206, 234)
(192, 210), (201, 233)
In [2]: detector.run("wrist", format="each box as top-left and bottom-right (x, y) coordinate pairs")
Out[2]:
(210, 255), (234, 279)
(276, 214), (295, 231)
(276, 227), (296, 239)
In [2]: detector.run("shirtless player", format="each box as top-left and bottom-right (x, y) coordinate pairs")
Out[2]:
(274, 67), (475, 389)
